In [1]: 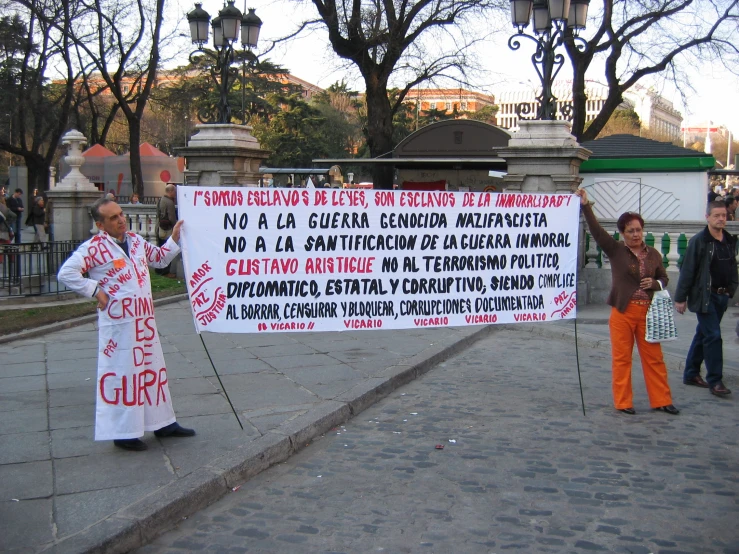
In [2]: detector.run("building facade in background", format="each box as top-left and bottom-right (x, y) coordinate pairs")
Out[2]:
(496, 81), (682, 140)
(404, 88), (497, 115)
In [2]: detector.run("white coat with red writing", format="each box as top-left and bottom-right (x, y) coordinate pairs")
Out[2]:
(58, 228), (181, 440)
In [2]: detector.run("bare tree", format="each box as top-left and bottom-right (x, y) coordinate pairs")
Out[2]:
(288, 0), (501, 188)
(566, 0), (739, 142)
(0, 2), (79, 191)
(69, 39), (121, 148)
(69, 0), (168, 196)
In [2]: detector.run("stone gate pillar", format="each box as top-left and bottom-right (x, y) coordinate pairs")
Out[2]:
(45, 130), (101, 242)
(498, 120), (593, 303)
(498, 120), (591, 193)
(176, 124), (270, 186)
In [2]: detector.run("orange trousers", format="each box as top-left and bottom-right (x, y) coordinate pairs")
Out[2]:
(608, 303), (673, 410)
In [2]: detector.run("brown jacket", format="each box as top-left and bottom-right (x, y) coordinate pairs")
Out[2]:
(582, 203), (668, 313)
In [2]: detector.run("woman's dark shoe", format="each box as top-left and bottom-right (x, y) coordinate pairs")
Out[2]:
(113, 439), (148, 451)
(618, 408), (636, 415)
(653, 404), (680, 415)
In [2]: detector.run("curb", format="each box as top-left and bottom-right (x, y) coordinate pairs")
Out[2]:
(40, 323), (498, 554)
(0, 294), (190, 345)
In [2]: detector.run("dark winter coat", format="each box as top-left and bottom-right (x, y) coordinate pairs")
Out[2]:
(674, 227), (739, 313)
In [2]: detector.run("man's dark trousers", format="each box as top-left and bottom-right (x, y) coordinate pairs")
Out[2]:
(684, 292), (729, 387)
(12, 214), (21, 244)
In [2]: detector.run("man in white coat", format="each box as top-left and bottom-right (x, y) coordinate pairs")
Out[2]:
(58, 197), (195, 451)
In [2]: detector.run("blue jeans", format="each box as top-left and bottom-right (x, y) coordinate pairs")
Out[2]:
(684, 292), (729, 387)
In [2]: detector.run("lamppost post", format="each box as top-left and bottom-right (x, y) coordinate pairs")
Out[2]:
(186, 2), (262, 125)
(177, 3), (270, 188)
(507, 0), (590, 122)
(240, 7), (262, 125)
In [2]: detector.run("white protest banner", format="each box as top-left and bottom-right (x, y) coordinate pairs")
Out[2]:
(177, 187), (579, 333)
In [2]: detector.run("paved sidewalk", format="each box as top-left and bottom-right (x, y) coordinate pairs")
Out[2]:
(1, 300), (737, 553)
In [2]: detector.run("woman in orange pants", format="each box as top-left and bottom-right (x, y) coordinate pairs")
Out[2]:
(576, 189), (679, 415)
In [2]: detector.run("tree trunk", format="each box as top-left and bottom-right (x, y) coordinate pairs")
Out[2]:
(570, 56), (588, 141)
(98, 104), (120, 148)
(128, 117), (144, 197)
(24, 154), (49, 193)
(580, 92), (625, 142)
(365, 79), (395, 190)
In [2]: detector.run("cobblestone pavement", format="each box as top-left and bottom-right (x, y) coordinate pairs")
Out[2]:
(138, 329), (739, 554)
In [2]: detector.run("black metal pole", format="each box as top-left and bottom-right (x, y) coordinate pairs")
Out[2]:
(574, 317), (586, 417)
(241, 51), (246, 125)
(217, 44), (233, 124)
(538, 36), (556, 120)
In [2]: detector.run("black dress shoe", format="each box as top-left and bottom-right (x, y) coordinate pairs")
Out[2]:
(618, 408), (636, 415)
(154, 422), (196, 438)
(114, 439), (148, 451)
(710, 383), (732, 397)
(653, 404), (680, 415)
(684, 375), (709, 388)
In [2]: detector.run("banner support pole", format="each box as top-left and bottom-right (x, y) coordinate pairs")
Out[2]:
(199, 334), (244, 430)
(574, 317), (586, 417)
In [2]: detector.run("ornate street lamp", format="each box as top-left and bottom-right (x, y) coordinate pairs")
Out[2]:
(241, 8), (262, 49)
(508, 0), (589, 121)
(186, 2), (262, 124)
(240, 8), (262, 125)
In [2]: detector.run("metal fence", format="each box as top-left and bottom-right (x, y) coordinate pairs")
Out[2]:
(0, 241), (83, 297)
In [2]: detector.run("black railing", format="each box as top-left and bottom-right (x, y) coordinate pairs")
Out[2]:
(0, 241), (83, 297)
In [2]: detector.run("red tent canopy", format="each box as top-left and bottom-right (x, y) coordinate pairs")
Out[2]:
(82, 144), (115, 158)
(138, 143), (168, 157)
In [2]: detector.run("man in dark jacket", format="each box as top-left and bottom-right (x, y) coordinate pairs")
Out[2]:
(155, 184), (178, 277)
(7, 188), (24, 244)
(674, 200), (737, 397)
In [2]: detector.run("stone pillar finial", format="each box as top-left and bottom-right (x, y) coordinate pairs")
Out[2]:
(46, 129), (102, 241)
(57, 129), (97, 191)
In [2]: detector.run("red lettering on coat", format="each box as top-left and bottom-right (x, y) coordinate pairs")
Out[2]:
(135, 317), (156, 342)
(156, 368), (168, 405)
(100, 372), (120, 405)
(138, 370), (157, 405)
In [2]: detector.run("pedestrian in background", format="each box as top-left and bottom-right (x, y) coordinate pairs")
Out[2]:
(724, 195), (737, 221)
(26, 196), (48, 246)
(44, 197), (54, 242)
(576, 189), (679, 415)
(129, 193), (140, 204)
(7, 188), (24, 244)
(0, 195), (18, 277)
(155, 184), (178, 278)
(0, 195), (15, 249)
(675, 200), (735, 397)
